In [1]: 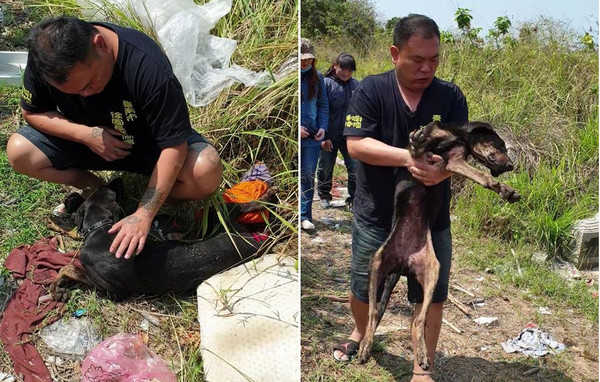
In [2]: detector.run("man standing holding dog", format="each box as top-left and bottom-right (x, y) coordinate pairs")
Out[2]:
(333, 14), (468, 381)
(7, 16), (223, 260)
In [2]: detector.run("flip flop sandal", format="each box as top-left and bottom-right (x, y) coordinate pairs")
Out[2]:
(333, 339), (360, 362)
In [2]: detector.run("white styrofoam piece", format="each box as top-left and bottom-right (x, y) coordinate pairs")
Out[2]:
(197, 254), (299, 382)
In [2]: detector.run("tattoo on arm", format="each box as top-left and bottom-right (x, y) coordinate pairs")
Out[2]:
(140, 187), (165, 213)
(91, 127), (103, 137)
(124, 215), (141, 224)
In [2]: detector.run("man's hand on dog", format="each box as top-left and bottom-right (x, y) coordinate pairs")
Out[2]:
(108, 210), (151, 259)
(408, 153), (452, 186)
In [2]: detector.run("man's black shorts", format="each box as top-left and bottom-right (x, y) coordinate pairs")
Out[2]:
(16, 125), (210, 176)
(350, 217), (452, 304)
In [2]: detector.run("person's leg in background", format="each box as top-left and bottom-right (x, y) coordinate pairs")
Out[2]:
(300, 144), (321, 230)
(316, 142), (339, 208)
(339, 139), (357, 206)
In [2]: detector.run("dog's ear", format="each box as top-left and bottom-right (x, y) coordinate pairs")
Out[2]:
(106, 178), (124, 202)
(74, 203), (86, 231)
(464, 122), (495, 135)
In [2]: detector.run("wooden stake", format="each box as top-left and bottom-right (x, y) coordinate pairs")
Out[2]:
(451, 283), (475, 297)
(442, 318), (463, 333)
(448, 293), (472, 316)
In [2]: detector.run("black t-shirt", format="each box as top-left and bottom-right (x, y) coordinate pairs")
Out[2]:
(20, 22), (193, 152)
(344, 70), (468, 231)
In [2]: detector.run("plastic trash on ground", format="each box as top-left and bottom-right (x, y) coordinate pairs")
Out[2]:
(501, 327), (566, 357)
(40, 317), (101, 357)
(0, 372), (15, 382)
(473, 316), (498, 325)
(78, 0), (274, 106)
(81, 333), (176, 382)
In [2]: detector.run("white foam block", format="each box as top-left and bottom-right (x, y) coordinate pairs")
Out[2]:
(197, 254), (299, 382)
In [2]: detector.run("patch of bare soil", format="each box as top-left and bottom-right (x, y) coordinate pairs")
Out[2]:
(301, 187), (599, 382)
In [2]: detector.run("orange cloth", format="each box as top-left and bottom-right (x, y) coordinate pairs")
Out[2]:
(223, 180), (269, 224)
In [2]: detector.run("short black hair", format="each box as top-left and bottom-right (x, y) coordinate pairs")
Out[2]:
(27, 16), (97, 84)
(324, 52), (356, 77)
(336, 53), (357, 71)
(393, 14), (440, 49)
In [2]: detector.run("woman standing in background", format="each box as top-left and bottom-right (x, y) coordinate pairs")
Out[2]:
(300, 38), (328, 231)
(317, 53), (359, 210)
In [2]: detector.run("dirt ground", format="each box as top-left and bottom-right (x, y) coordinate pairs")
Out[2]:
(300, 185), (599, 382)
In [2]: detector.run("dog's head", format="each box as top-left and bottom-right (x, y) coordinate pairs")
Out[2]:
(74, 178), (124, 232)
(462, 122), (514, 177)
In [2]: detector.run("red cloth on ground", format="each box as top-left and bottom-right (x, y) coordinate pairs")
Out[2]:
(0, 237), (81, 382)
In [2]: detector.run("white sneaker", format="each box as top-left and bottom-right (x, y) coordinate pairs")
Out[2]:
(320, 199), (330, 209)
(301, 220), (315, 231)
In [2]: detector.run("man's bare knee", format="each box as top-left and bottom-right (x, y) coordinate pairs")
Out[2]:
(171, 144), (223, 200)
(6, 133), (48, 174)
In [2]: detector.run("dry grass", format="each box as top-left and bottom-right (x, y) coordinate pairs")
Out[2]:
(301, 200), (599, 382)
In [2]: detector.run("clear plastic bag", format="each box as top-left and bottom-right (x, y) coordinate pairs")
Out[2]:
(81, 333), (176, 382)
(40, 317), (101, 357)
(78, 0), (272, 106)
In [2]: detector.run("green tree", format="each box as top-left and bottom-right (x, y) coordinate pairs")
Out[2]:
(454, 8), (482, 45)
(581, 32), (595, 50)
(301, 0), (378, 48)
(455, 8), (473, 30)
(488, 16), (512, 48)
(386, 16), (400, 31)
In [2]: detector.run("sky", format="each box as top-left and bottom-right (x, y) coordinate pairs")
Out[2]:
(373, 0), (598, 35)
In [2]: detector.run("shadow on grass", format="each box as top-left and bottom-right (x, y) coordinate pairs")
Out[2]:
(323, 350), (575, 382)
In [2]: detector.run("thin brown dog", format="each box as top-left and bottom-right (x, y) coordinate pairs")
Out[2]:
(357, 121), (520, 368)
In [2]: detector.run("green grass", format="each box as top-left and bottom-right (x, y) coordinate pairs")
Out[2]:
(455, 237), (598, 321)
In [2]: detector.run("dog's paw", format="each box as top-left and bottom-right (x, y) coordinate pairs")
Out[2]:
(50, 279), (71, 302)
(499, 184), (521, 203)
(357, 342), (371, 364)
(409, 125), (431, 157)
(416, 343), (431, 371)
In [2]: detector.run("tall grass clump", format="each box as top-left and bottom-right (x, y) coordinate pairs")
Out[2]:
(441, 19), (598, 257)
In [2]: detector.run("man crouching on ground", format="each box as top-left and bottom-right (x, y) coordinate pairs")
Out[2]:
(7, 16), (223, 259)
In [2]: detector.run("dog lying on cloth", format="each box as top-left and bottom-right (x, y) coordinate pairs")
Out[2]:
(51, 178), (276, 301)
(357, 121), (520, 369)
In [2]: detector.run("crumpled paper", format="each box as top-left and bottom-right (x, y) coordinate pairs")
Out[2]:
(501, 327), (566, 357)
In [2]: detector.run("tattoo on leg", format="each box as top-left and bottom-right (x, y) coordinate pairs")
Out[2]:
(90, 127), (103, 137)
(140, 187), (165, 213)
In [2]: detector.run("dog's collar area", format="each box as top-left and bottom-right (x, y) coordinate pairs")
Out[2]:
(81, 219), (114, 239)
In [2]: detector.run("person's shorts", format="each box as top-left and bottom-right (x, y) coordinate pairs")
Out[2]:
(16, 125), (211, 176)
(350, 216), (452, 304)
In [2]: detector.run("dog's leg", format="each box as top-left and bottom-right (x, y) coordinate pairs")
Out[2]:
(446, 159), (520, 202)
(409, 122), (456, 158)
(411, 231), (440, 371)
(376, 272), (401, 327)
(358, 245), (387, 363)
(50, 264), (92, 302)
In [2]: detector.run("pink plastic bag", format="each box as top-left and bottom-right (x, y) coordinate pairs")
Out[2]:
(81, 333), (176, 382)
